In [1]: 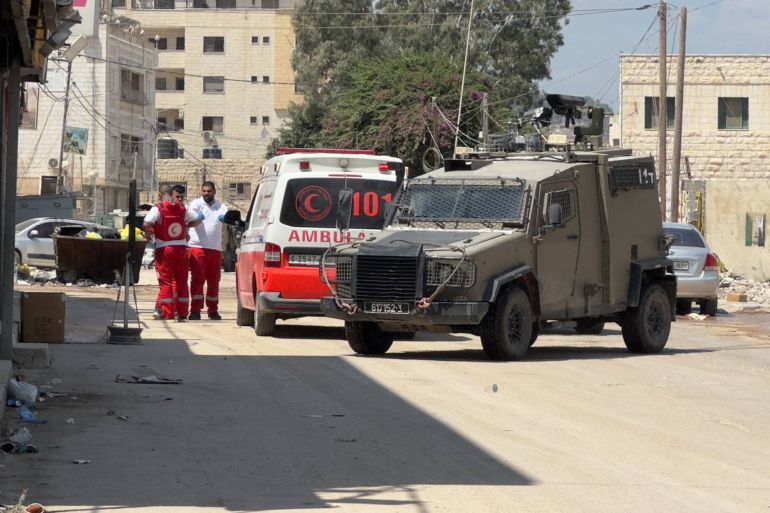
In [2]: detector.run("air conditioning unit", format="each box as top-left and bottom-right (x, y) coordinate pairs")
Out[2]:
(202, 131), (213, 141)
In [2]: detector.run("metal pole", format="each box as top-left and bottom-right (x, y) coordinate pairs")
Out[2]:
(657, 0), (667, 220)
(482, 92), (489, 150)
(671, 7), (687, 223)
(58, 59), (73, 193)
(1, 62), (21, 360)
(453, 0), (474, 158)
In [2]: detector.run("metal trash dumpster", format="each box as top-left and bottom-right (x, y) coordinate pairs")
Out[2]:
(54, 234), (147, 284)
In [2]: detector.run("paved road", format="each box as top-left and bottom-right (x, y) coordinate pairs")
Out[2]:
(3, 278), (770, 512)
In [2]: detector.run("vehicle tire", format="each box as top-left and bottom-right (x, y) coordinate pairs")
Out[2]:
(529, 321), (540, 347)
(575, 319), (605, 335)
(479, 287), (533, 361)
(254, 295), (276, 336)
(395, 331), (417, 340)
(621, 283), (671, 354)
(345, 321), (394, 355)
(676, 299), (692, 315)
(235, 286), (254, 327)
(701, 298), (718, 317)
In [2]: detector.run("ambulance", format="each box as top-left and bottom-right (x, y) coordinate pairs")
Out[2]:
(229, 148), (404, 336)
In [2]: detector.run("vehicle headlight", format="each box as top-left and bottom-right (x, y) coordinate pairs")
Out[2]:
(425, 258), (476, 288)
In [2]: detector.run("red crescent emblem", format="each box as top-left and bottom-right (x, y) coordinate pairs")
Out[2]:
(304, 193), (320, 213)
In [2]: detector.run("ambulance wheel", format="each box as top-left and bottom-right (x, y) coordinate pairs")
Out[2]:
(345, 321), (394, 355)
(254, 298), (276, 337)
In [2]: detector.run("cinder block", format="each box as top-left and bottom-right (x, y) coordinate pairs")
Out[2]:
(726, 293), (748, 302)
(12, 342), (50, 369)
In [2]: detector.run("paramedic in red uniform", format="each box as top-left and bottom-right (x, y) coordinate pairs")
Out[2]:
(187, 181), (229, 321)
(144, 184), (196, 321)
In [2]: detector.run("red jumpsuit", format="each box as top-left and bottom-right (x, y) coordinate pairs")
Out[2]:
(153, 201), (189, 320)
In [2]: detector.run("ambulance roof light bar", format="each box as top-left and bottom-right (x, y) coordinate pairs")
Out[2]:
(277, 147), (376, 156)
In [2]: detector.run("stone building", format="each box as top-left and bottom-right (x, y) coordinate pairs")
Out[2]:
(620, 54), (770, 280)
(114, 0), (302, 206)
(17, 19), (157, 215)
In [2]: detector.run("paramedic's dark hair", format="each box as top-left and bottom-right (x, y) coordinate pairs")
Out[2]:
(172, 184), (186, 194)
(202, 181), (216, 190)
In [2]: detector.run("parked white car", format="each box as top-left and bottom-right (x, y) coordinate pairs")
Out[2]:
(15, 217), (100, 268)
(663, 222), (720, 316)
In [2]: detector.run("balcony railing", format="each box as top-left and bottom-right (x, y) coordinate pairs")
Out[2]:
(130, 0), (285, 9)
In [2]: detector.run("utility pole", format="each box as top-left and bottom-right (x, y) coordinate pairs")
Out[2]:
(57, 58), (73, 194)
(453, 0), (474, 158)
(481, 92), (489, 150)
(671, 7), (687, 223)
(657, 0), (667, 220)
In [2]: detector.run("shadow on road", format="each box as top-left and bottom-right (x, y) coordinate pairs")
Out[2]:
(4, 329), (532, 512)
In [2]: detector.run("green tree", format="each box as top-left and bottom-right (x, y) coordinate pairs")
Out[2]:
(318, 52), (496, 173)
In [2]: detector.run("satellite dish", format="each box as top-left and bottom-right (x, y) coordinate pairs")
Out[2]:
(49, 158), (58, 168)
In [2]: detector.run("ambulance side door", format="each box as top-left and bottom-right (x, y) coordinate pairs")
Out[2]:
(237, 180), (276, 309)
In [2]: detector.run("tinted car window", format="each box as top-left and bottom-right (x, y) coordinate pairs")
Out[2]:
(280, 178), (396, 230)
(33, 222), (59, 238)
(664, 227), (705, 248)
(15, 219), (39, 233)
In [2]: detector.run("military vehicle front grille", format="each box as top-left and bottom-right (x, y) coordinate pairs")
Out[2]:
(355, 256), (418, 300)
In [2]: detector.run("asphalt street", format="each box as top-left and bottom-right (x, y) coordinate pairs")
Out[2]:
(2, 274), (769, 512)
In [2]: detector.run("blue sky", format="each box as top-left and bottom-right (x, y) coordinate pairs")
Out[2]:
(539, 0), (769, 111)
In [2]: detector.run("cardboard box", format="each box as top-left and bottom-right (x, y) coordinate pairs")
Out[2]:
(21, 291), (65, 343)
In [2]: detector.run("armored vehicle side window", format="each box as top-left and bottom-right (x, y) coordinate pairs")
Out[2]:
(545, 189), (576, 223)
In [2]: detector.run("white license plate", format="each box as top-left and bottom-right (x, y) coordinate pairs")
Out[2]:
(289, 254), (321, 266)
(673, 261), (689, 271)
(364, 302), (410, 315)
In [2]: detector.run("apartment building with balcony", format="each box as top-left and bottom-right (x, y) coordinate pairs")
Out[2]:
(17, 18), (157, 214)
(114, 0), (302, 205)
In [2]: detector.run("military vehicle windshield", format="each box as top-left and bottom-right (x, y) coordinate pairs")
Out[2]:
(391, 178), (528, 229)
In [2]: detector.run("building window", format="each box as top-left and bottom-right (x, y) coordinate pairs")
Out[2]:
(176, 77), (185, 90)
(262, 75), (270, 84)
(250, 116), (258, 125)
(202, 116), (224, 134)
(203, 147), (223, 159)
(120, 134), (142, 165)
(154, 0), (174, 8)
(229, 182), (252, 202)
(120, 68), (144, 105)
(718, 97), (749, 130)
(261, 0), (279, 7)
(262, 36), (270, 45)
(216, 0), (235, 7)
(157, 117), (167, 129)
(262, 116), (270, 125)
(155, 77), (167, 91)
(203, 36), (225, 53)
(251, 36), (259, 44)
(150, 37), (168, 50)
(176, 37), (185, 50)
(644, 96), (675, 130)
(251, 76), (258, 84)
(173, 118), (184, 131)
(203, 76), (225, 94)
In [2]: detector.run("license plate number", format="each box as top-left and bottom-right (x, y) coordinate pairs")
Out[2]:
(364, 302), (410, 314)
(673, 261), (689, 271)
(289, 254), (321, 266)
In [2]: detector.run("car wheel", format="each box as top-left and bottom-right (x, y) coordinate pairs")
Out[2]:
(254, 295), (276, 337)
(676, 299), (692, 315)
(529, 321), (540, 347)
(622, 283), (671, 354)
(345, 321), (394, 355)
(575, 319), (605, 335)
(701, 298), (718, 317)
(479, 286), (533, 361)
(235, 276), (254, 327)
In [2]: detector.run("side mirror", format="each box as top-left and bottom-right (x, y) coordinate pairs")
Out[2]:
(28, 229), (39, 239)
(546, 203), (562, 227)
(337, 188), (354, 232)
(223, 210), (245, 229)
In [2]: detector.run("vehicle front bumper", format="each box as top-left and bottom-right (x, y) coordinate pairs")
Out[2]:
(258, 292), (321, 315)
(320, 298), (489, 326)
(675, 270), (719, 300)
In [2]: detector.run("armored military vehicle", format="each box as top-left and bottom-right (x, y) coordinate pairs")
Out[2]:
(319, 148), (676, 361)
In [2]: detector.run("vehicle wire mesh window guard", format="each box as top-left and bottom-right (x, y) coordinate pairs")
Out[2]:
(546, 189), (576, 222)
(609, 163), (656, 192)
(392, 179), (527, 228)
